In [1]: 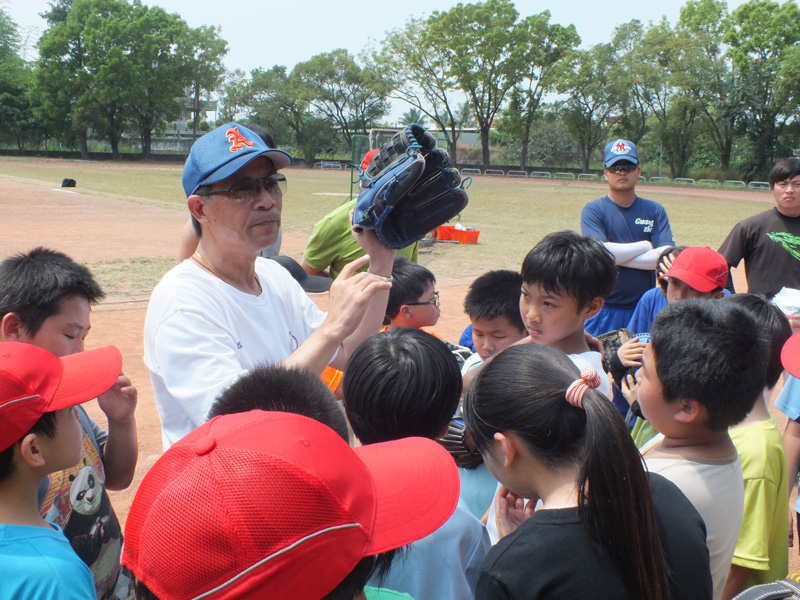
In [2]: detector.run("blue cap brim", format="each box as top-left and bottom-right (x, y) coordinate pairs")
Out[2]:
(605, 156), (638, 168)
(195, 149), (293, 193)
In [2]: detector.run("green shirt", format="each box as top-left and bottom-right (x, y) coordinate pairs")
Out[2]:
(303, 199), (419, 279)
(365, 586), (414, 599)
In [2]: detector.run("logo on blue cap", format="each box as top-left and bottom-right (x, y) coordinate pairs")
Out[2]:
(604, 139), (638, 167)
(182, 123), (293, 197)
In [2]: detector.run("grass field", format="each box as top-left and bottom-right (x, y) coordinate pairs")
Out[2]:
(0, 157), (772, 293)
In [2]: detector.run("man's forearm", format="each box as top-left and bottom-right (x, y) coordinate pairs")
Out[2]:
(603, 241), (652, 264)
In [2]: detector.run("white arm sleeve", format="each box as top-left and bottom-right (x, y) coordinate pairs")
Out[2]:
(623, 246), (673, 270)
(603, 241), (653, 264)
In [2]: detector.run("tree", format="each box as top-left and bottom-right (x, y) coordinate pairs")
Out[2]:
(293, 49), (389, 147)
(183, 25), (227, 138)
(0, 8), (40, 150)
(675, 0), (742, 169)
(427, 0), (525, 168)
(504, 11), (579, 169)
(608, 20), (651, 144)
(218, 69), (251, 123)
(557, 44), (617, 172)
(636, 18), (701, 178)
(372, 18), (464, 160)
(726, 0), (800, 177)
(400, 107), (426, 126)
(125, 4), (191, 157)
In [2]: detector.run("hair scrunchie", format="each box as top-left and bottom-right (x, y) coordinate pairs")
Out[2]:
(565, 369), (602, 408)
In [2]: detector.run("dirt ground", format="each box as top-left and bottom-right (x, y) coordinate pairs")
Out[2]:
(3, 169), (798, 573)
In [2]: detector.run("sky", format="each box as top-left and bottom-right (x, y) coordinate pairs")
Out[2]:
(8, 0), (751, 121)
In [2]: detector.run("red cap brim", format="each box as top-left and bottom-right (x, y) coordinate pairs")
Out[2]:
(355, 437), (459, 555)
(48, 345), (123, 411)
(782, 332), (800, 379)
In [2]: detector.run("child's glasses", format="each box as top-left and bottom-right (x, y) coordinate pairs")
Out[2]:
(406, 292), (440, 308)
(607, 164), (638, 175)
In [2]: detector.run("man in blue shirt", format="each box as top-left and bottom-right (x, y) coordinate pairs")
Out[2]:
(581, 139), (675, 335)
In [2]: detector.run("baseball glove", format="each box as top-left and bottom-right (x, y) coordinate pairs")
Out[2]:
(352, 124), (469, 250)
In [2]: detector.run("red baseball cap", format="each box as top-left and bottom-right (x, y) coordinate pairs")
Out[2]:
(782, 332), (800, 378)
(122, 411), (459, 600)
(660, 246), (729, 293)
(361, 148), (380, 172)
(0, 342), (123, 452)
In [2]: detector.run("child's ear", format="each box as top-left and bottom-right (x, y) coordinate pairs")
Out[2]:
(581, 297), (605, 320)
(674, 398), (703, 425)
(18, 434), (47, 469)
(712, 290), (725, 299)
(1, 312), (26, 342)
(494, 432), (518, 468)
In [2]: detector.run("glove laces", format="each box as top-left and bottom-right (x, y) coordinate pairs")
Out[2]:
(565, 369), (602, 409)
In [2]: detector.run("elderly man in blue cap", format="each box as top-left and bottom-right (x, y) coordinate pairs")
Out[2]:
(144, 123), (395, 448)
(580, 139), (675, 335)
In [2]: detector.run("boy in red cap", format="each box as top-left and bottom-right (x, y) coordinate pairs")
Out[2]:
(122, 410), (459, 600)
(614, 247), (728, 444)
(0, 342), (123, 600)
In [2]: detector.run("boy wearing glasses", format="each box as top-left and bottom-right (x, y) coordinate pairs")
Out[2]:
(719, 157), (800, 298)
(581, 139), (675, 335)
(383, 256), (472, 367)
(144, 123), (395, 449)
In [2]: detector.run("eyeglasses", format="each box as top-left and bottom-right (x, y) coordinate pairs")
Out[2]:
(774, 179), (800, 190)
(204, 173), (287, 202)
(606, 164), (638, 175)
(405, 292), (440, 308)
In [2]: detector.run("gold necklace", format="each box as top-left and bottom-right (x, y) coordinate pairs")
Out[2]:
(192, 251), (262, 295)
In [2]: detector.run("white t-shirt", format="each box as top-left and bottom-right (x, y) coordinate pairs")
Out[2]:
(641, 434), (744, 600)
(144, 258), (328, 449)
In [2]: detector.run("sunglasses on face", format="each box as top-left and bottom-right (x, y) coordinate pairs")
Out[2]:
(205, 173), (287, 202)
(606, 164), (638, 175)
(405, 291), (440, 308)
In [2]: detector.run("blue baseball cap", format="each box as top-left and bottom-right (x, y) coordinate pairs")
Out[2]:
(182, 123), (293, 196)
(604, 139), (638, 167)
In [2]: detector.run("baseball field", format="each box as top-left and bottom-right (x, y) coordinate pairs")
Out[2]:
(3, 156), (793, 569)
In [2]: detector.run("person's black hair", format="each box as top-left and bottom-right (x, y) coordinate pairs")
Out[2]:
(130, 547), (398, 600)
(521, 230), (617, 310)
(464, 270), (525, 332)
(769, 157), (800, 189)
(190, 124), (277, 237)
(342, 328), (462, 444)
(723, 294), (792, 389)
(650, 299), (768, 431)
(463, 343), (670, 600)
(0, 247), (104, 336)
(385, 256), (436, 320)
(208, 365), (348, 442)
(0, 411), (59, 485)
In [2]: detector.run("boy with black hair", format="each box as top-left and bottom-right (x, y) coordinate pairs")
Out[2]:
(0, 247), (138, 599)
(385, 256), (439, 329)
(0, 342), (123, 599)
(208, 364), (349, 442)
(461, 270), (527, 374)
(720, 294), (791, 599)
(637, 300), (769, 600)
(343, 328), (490, 600)
(520, 230), (616, 394)
(384, 256), (471, 366)
(122, 411), (458, 600)
(719, 157), (800, 297)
